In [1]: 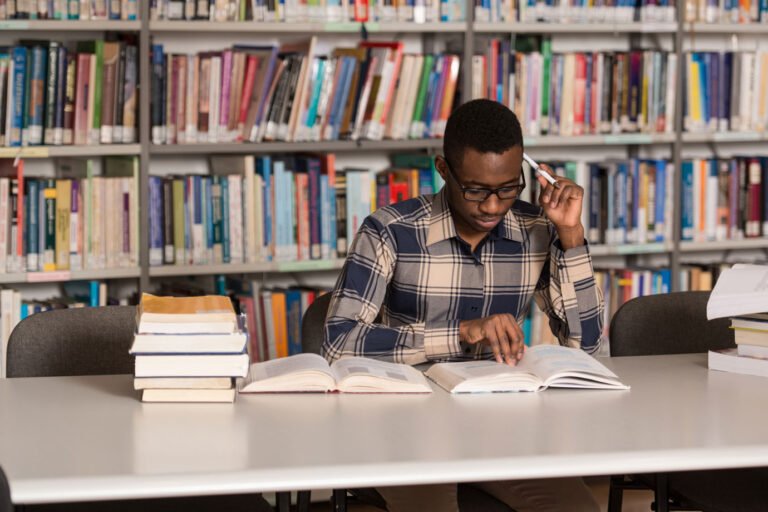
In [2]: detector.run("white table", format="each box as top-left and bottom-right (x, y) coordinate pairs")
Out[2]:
(2, 353), (768, 505)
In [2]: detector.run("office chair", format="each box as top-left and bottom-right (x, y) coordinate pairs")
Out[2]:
(1, 466), (12, 512)
(6, 306), (273, 512)
(608, 291), (768, 512)
(299, 293), (514, 512)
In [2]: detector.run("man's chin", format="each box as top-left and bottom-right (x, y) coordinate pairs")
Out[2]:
(473, 218), (502, 231)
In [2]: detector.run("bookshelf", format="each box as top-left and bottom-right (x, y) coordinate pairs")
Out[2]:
(1, 0), (768, 302)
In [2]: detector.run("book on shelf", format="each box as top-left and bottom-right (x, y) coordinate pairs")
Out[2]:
(473, 41), (677, 138)
(474, 0), (675, 22)
(684, 0), (768, 23)
(140, 387), (236, 403)
(137, 293), (238, 334)
(708, 349), (768, 379)
(149, 0), (464, 22)
(150, 41), (460, 144)
(707, 264), (768, 320)
(238, 353), (432, 393)
(425, 345), (629, 393)
(0, 0), (137, 20)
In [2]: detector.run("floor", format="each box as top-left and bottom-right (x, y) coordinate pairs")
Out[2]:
(306, 476), (662, 511)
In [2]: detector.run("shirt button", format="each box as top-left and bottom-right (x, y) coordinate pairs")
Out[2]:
(471, 306), (478, 312)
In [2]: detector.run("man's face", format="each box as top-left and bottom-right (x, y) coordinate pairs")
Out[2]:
(437, 146), (524, 237)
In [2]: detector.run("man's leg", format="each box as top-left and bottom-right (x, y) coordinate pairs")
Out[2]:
(376, 483), (459, 512)
(474, 477), (600, 512)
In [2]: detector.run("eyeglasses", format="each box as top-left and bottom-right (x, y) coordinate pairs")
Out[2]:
(444, 159), (526, 203)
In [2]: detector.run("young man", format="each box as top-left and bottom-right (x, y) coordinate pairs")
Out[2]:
(322, 99), (603, 512)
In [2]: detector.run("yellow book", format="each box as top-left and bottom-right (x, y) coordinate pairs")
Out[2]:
(271, 291), (288, 358)
(55, 180), (71, 270)
(137, 293), (237, 334)
(689, 59), (703, 129)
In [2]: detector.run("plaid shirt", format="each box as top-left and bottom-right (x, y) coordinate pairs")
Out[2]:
(323, 189), (604, 365)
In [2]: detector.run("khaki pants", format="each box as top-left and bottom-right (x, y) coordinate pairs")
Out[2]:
(377, 477), (600, 512)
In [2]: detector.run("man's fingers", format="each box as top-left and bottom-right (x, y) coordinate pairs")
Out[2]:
(499, 315), (523, 365)
(493, 320), (514, 364)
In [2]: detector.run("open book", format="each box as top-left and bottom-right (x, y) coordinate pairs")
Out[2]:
(425, 345), (629, 393)
(707, 264), (768, 320)
(238, 353), (432, 393)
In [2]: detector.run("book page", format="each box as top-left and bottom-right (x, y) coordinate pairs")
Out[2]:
(523, 345), (623, 386)
(238, 353), (336, 392)
(708, 265), (768, 319)
(424, 360), (541, 393)
(331, 357), (431, 392)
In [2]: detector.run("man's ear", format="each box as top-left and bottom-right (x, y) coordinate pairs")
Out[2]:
(434, 156), (449, 181)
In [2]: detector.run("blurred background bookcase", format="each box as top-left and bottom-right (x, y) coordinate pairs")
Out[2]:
(0, 0), (766, 372)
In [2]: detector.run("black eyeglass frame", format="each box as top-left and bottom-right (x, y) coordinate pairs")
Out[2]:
(443, 158), (526, 203)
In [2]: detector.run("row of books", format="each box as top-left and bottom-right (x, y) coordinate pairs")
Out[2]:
(681, 157), (768, 241)
(0, 0), (138, 19)
(473, 43), (677, 136)
(150, 39), (460, 144)
(684, 51), (768, 134)
(150, 0), (466, 22)
(0, 38), (138, 148)
(148, 153), (441, 266)
(0, 279), (121, 378)
(477, 0), (675, 23)
(0, 157), (138, 274)
(683, 0), (768, 23)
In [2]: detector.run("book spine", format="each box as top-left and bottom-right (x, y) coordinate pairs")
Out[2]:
(162, 176), (174, 264)
(149, 176), (164, 266)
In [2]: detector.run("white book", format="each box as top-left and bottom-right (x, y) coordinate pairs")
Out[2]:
(208, 55), (221, 143)
(135, 354), (249, 378)
(737, 343), (768, 359)
(707, 264), (768, 319)
(0, 179), (8, 274)
(708, 348), (768, 379)
(426, 345), (628, 393)
(130, 331), (247, 355)
(243, 156), (257, 263)
(239, 353), (432, 393)
(228, 175), (244, 264)
(141, 387), (236, 403)
(135, 376), (233, 390)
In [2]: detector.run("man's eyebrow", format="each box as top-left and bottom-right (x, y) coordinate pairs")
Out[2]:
(464, 175), (522, 187)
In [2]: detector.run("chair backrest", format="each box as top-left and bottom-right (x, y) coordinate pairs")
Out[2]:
(609, 291), (735, 357)
(0, 465), (11, 512)
(301, 293), (333, 355)
(6, 306), (137, 378)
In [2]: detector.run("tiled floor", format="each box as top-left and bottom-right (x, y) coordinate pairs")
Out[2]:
(306, 476), (660, 511)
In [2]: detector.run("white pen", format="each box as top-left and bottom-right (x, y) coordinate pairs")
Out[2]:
(523, 152), (561, 190)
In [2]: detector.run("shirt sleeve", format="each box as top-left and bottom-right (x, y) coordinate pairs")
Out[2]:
(533, 226), (605, 353)
(322, 216), (461, 365)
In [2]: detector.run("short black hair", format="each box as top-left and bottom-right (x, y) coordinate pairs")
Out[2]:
(443, 99), (523, 170)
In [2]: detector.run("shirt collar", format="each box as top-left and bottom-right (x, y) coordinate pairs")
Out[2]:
(426, 189), (525, 246)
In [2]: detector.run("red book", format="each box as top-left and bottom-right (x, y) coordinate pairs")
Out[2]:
(237, 55), (258, 141)
(573, 53), (587, 136)
(74, 53), (90, 145)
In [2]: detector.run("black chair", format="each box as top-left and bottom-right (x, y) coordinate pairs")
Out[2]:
(1, 466), (12, 512)
(608, 291), (768, 512)
(7, 306), (273, 512)
(300, 293), (514, 512)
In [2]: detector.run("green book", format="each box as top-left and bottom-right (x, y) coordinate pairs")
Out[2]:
(541, 38), (552, 135)
(172, 178), (186, 264)
(77, 41), (104, 144)
(409, 54), (434, 139)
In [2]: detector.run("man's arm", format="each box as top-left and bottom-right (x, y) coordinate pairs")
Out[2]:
(322, 216), (462, 365)
(534, 227), (604, 353)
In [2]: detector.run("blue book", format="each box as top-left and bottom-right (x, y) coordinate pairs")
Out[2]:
(10, 47), (27, 147)
(204, 176), (214, 260)
(26, 179), (39, 271)
(681, 161), (694, 241)
(272, 158), (288, 261)
(210, 175), (223, 263)
(584, 53), (593, 133)
(89, 280), (99, 307)
(607, 165), (615, 244)
(617, 161), (629, 244)
(297, 156), (322, 260)
(654, 160), (666, 242)
(26, 44), (47, 146)
(221, 175), (231, 264)
(331, 58), (355, 140)
(256, 156), (273, 259)
(149, 176), (164, 266)
(192, 175), (203, 263)
(285, 289), (303, 355)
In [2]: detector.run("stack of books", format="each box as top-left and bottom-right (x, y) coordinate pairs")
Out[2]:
(707, 264), (768, 378)
(131, 293), (249, 403)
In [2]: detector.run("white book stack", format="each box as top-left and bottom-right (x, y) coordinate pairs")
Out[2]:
(707, 264), (768, 378)
(131, 293), (249, 403)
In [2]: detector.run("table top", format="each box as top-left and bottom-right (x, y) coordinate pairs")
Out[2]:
(3, 353), (768, 504)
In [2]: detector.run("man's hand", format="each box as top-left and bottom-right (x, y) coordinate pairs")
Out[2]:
(459, 314), (525, 365)
(536, 164), (585, 250)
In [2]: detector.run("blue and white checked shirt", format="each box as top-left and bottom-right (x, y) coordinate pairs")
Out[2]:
(323, 188), (604, 364)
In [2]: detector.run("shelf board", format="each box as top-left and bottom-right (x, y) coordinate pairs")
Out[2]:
(0, 144), (141, 158)
(590, 242), (673, 256)
(525, 133), (675, 147)
(680, 239), (768, 252)
(150, 139), (444, 155)
(685, 22), (768, 34)
(0, 267), (141, 285)
(149, 20), (465, 33)
(474, 21), (677, 33)
(682, 131), (767, 143)
(149, 259), (346, 277)
(0, 20), (141, 31)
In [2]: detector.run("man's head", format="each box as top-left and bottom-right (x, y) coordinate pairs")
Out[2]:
(436, 100), (525, 241)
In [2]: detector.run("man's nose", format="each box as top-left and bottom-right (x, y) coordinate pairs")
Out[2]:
(478, 193), (506, 215)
